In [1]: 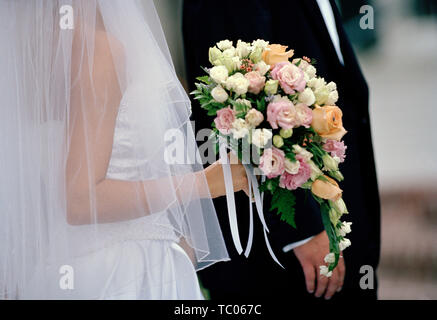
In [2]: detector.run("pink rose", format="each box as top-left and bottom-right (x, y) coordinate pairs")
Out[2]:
(214, 106), (235, 135)
(295, 103), (313, 128)
(323, 139), (347, 163)
(267, 97), (298, 130)
(259, 148), (285, 179)
(271, 61), (306, 94)
(244, 71), (266, 95)
(279, 156), (311, 190)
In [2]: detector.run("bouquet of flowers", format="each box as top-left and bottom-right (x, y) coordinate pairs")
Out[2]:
(191, 39), (352, 276)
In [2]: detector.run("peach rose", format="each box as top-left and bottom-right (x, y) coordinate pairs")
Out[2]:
(311, 105), (347, 141)
(311, 175), (343, 201)
(262, 44), (294, 67)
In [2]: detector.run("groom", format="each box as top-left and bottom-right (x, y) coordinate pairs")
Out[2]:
(183, 0), (380, 300)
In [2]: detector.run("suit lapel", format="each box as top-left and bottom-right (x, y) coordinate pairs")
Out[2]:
(300, 0), (344, 69)
(329, 0), (358, 69)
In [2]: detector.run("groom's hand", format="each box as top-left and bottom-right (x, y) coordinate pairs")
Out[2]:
(293, 231), (345, 300)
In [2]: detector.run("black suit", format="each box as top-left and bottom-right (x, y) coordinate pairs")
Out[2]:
(183, 0), (380, 300)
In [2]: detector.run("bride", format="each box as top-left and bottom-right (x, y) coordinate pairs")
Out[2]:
(0, 0), (249, 299)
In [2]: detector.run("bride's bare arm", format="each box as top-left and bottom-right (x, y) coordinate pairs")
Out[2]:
(66, 31), (247, 225)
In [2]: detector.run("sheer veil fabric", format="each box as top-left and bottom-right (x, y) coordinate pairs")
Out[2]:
(0, 0), (229, 299)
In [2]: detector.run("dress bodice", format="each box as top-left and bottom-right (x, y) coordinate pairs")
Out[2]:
(96, 87), (178, 244)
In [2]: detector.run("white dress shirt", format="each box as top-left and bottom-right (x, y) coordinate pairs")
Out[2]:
(283, 0), (344, 253)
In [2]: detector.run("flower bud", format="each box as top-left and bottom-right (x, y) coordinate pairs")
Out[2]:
(322, 154), (339, 172)
(279, 128), (293, 138)
(264, 79), (279, 95)
(330, 197), (348, 215)
(250, 46), (263, 63)
(209, 46), (223, 65)
(273, 135), (284, 148)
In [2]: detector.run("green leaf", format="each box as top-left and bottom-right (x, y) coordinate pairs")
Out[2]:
(259, 178), (279, 194)
(255, 98), (266, 112)
(196, 75), (211, 85)
(285, 152), (296, 162)
(207, 108), (218, 116)
(270, 187), (297, 228)
(190, 90), (201, 96)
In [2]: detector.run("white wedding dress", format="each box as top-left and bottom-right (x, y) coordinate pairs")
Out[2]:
(22, 86), (204, 300)
(72, 86), (204, 300)
(1, 0), (229, 300)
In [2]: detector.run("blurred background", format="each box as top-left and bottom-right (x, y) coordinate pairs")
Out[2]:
(338, 0), (437, 299)
(153, 0), (437, 299)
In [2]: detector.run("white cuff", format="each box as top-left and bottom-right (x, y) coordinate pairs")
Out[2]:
(282, 236), (314, 253)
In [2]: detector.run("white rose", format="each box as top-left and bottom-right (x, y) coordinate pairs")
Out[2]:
(255, 61), (270, 76)
(339, 222), (352, 237)
(298, 88), (316, 106)
(225, 73), (250, 96)
(326, 81), (337, 91)
(235, 98), (252, 108)
(292, 144), (313, 162)
(293, 59), (317, 81)
(223, 47), (236, 57)
(252, 39), (269, 50)
(216, 39), (233, 50)
(284, 158), (300, 174)
(251, 128), (273, 148)
(209, 65), (228, 84)
(305, 65), (317, 80)
(236, 40), (251, 58)
(245, 108), (264, 127)
(307, 77), (326, 90)
(231, 118), (250, 139)
(211, 85), (229, 103)
(326, 90), (339, 105)
(324, 253), (336, 264)
(320, 265), (332, 278)
(314, 85), (330, 105)
(231, 56), (242, 71)
(339, 238), (351, 251)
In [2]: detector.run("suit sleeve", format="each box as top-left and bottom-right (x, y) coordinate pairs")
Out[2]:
(263, 188), (324, 251)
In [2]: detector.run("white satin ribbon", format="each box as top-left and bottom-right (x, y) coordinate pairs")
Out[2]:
(219, 136), (243, 255)
(218, 136), (284, 268)
(243, 164), (254, 257)
(244, 164), (284, 268)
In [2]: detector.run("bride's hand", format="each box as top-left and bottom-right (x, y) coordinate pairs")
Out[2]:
(204, 152), (250, 199)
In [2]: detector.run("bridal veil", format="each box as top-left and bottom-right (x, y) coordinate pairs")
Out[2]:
(0, 0), (228, 299)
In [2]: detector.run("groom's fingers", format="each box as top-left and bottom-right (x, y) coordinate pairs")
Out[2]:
(302, 264), (316, 294)
(337, 257), (346, 290)
(324, 270), (341, 300)
(315, 271), (329, 298)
